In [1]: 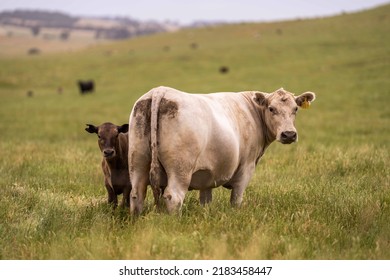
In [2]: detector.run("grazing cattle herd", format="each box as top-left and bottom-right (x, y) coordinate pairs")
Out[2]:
(26, 81), (94, 97)
(87, 86), (315, 214)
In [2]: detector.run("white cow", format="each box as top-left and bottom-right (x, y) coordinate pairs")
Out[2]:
(128, 86), (315, 214)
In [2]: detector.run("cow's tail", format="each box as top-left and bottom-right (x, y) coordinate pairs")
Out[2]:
(149, 88), (165, 200)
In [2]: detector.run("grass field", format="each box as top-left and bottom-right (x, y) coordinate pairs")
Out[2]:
(0, 5), (389, 259)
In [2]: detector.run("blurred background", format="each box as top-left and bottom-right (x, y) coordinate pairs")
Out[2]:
(1, 0), (389, 54)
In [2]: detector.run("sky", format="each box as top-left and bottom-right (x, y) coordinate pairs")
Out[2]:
(0, 0), (389, 24)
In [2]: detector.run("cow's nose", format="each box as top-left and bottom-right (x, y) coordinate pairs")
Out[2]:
(281, 131), (297, 143)
(103, 149), (114, 157)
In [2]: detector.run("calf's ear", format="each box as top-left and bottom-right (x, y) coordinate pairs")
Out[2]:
(85, 124), (98, 134)
(118, 124), (129, 134)
(253, 92), (268, 107)
(295, 92), (316, 109)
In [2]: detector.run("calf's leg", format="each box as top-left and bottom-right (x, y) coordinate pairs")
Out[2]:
(121, 184), (131, 208)
(199, 188), (212, 205)
(105, 180), (118, 208)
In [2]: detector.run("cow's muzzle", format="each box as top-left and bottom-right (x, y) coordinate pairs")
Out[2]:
(280, 131), (297, 144)
(103, 149), (115, 158)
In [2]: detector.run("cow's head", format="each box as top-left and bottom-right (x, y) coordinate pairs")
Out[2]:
(253, 88), (315, 144)
(85, 122), (129, 158)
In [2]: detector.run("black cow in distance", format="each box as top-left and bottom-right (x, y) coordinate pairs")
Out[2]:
(78, 80), (95, 94)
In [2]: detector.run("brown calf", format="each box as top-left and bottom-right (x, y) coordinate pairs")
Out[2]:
(86, 122), (131, 208)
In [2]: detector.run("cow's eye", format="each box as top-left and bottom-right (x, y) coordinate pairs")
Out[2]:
(293, 107), (298, 114)
(268, 106), (276, 114)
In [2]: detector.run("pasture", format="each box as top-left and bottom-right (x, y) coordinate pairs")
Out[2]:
(0, 5), (389, 259)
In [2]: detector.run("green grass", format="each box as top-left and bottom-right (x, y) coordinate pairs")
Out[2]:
(0, 5), (389, 259)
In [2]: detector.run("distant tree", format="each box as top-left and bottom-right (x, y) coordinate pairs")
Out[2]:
(31, 26), (40, 37)
(2, 10), (78, 28)
(95, 29), (103, 39)
(28, 48), (41, 55)
(104, 28), (131, 40)
(190, 42), (198, 49)
(60, 30), (70, 41)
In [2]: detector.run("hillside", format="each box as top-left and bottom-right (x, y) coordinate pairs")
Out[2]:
(0, 10), (181, 55)
(0, 4), (389, 260)
(0, 9), (180, 38)
(2, 4), (388, 94)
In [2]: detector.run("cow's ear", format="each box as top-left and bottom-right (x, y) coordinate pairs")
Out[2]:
(85, 124), (98, 134)
(295, 92), (316, 109)
(253, 92), (268, 107)
(118, 124), (129, 134)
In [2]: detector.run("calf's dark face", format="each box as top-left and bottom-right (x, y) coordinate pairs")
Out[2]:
(85, 123), (129, 159)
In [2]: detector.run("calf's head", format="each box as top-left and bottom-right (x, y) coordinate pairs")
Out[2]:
(253, 88), (315, 144)
(85, 122), (129, 158)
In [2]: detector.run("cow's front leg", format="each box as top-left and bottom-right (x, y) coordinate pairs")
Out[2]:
(229, 164), (255, 207)
(230, 186), (246, 207)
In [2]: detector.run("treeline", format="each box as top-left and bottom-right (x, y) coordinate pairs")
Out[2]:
(0, 10), (77, 28)
(0, 10), (179, 40)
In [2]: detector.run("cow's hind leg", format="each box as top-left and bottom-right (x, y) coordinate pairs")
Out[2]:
(163, 175), (190, 214)
(130, 174), (148, 215)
